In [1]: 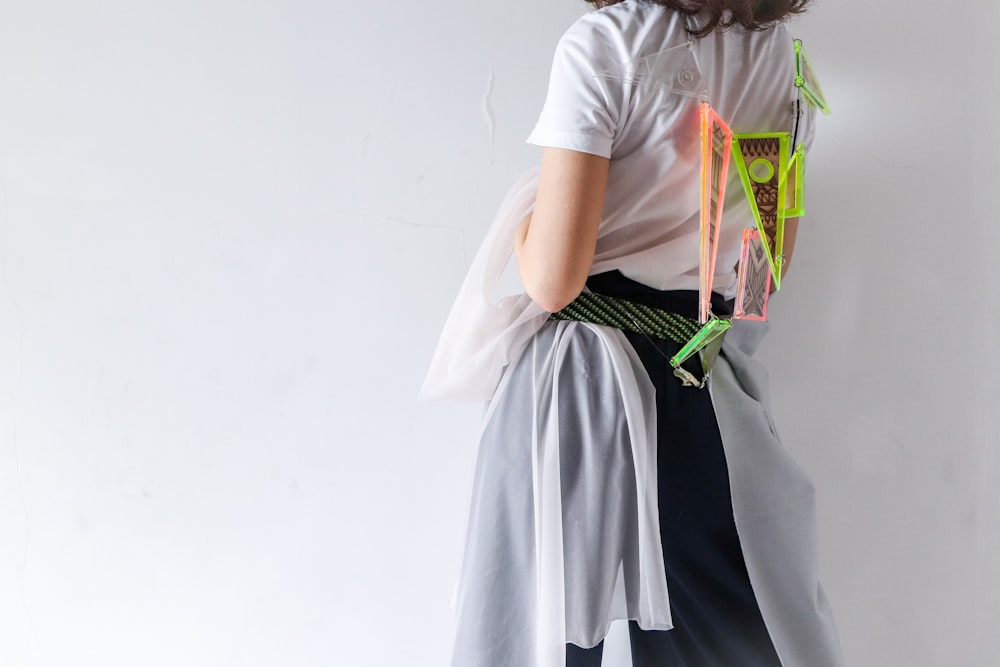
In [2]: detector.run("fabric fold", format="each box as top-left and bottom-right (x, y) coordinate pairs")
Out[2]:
(450, 321), (673, 667)
(419, 168), (548, 403)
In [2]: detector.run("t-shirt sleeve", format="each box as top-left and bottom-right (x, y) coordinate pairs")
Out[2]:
(526, 17), (623, 159)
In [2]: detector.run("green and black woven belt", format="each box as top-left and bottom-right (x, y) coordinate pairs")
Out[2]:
(549, 290), (731, 388)
(548, 291), (702, 346)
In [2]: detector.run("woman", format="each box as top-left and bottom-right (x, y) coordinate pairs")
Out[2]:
(421, 1), (844, 665)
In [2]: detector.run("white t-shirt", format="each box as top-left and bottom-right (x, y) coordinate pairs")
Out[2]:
(527, 1), (815, 297)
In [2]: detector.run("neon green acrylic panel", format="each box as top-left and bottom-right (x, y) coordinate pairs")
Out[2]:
(670, 318), (732, 369)
(732, 132), (790, 289)
(781, 143), (806, 218)
(794, 39), (831, 115)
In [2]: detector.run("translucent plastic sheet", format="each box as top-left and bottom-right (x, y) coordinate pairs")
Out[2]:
(594, 40), (709, 100)
(783, 143), (806, 218)
(699, 103), (733, 323)
(732, 132), (791, 290)
(794, 39), (831, 114)
(734, 229), (772, 322)
(670, 317), (731, 370)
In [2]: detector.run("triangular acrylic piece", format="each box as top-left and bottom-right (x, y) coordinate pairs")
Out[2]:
(670, 318), (732, 371)
(732, 132), (791, 289)
(698, 103), (733, 323)
(794, 39), (831, 114)
(782, 143), (806, 218)
(594, 41), (709, 100)
(734, 228), (772, 321)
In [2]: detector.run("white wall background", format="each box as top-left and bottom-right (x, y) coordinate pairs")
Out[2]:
(0, 1), (997, 666)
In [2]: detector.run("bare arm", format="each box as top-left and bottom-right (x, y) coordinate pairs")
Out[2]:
(515, 147), (610, 313)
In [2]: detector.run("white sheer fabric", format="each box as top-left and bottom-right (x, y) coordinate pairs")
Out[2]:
(418, 168), (545, 403)
(449, 321), (673, 666)
(421, 168), (679, 664)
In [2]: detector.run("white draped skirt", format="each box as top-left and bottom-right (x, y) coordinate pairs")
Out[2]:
(448, 318), (844, 667)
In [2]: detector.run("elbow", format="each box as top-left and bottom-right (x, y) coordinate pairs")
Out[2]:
(529, 291), (577, 314)
(522, 275), (586, 313)
(514, 217), (592, 313)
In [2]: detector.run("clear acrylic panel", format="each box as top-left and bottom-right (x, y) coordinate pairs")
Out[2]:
(594, 41), (709, 100)
(734, 228), (772, 321)
(794, 39), (831, 115)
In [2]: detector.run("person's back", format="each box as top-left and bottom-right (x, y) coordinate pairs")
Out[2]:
(529, 0), (814, 295)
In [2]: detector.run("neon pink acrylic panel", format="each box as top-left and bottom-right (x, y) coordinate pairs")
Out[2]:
(699, 103), (733, 323)
(734, 228), (772, 321)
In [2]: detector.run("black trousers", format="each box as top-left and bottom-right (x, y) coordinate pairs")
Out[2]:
(565, 272), (781, 667)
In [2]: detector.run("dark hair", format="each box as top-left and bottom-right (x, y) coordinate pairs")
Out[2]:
(585, 0), (810, 37)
